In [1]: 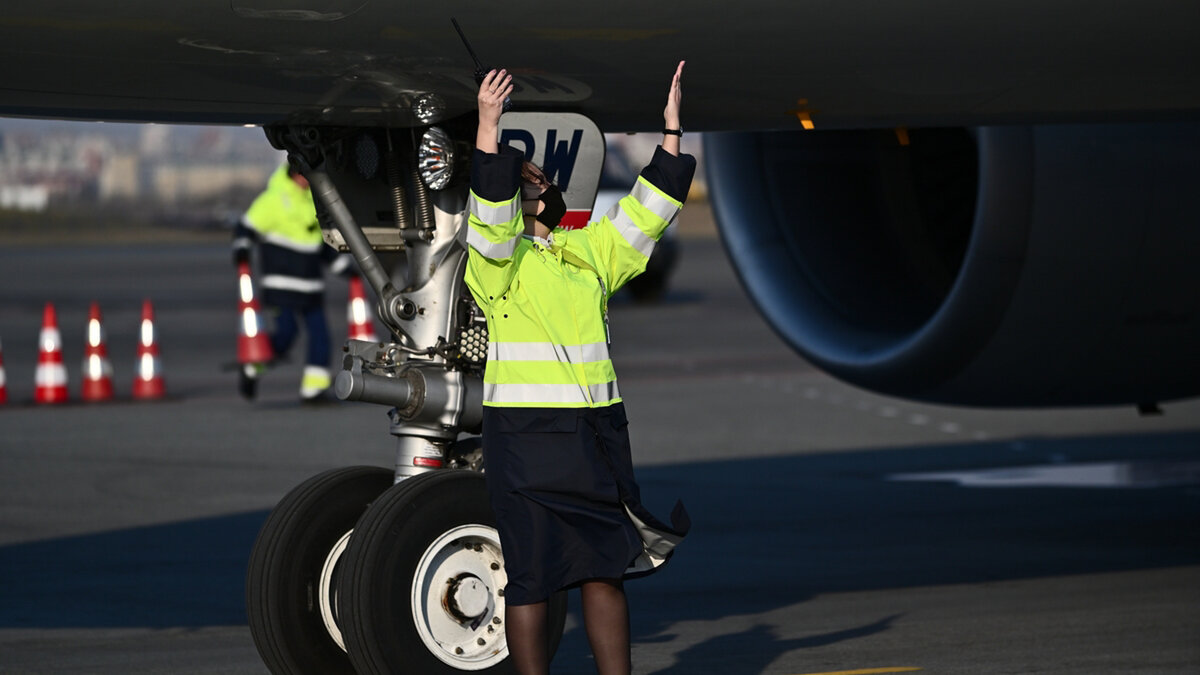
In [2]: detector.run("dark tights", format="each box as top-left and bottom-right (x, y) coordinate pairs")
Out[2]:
(506, 579), (630, 675)
(506, 602), (548, 675)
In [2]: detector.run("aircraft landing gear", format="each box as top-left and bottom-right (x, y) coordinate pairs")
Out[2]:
(246, 116), (591, 674)
(337, 471), (567, 674)
(247, 467), (568, 675)
(246, 466), (393, 674)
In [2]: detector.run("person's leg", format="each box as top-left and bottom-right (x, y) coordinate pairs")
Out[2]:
(298, 304), (332, 399)
(580, 578), (631, 675)
(301, 304), (331, 369)
(505, 601), (549, 675)
(270, 306), (298, 357)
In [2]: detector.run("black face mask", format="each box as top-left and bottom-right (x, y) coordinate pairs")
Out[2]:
(534, 185), (566, 229)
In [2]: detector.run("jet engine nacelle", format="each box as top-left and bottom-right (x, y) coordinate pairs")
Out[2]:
(705, 123), (1200, 407)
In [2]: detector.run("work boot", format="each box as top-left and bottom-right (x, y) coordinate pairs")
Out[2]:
(238, 363), (262, 400)
(299, 366), (333, 404)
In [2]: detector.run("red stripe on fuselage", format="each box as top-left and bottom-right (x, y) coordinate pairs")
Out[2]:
(558, 210), (591, 230)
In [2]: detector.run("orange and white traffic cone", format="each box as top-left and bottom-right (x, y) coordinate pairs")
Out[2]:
(81, 301), (115, 402)
(346, 275), (379, 343)
(132, 299), (166, 400)
(237, 262), (274, 364)
(34, 302), (69, 404)
(236, 262), (273, 400)
(0, 338), (8, 405)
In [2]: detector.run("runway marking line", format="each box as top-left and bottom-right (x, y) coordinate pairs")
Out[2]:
(790, 669), (921, 675)
(792, 662), (921, 667)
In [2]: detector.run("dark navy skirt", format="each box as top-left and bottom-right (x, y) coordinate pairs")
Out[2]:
(482, 403), (690, 606)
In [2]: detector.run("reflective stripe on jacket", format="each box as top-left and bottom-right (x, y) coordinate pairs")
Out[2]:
(464, 145), (694, 408)
(233, 165), (347, 306)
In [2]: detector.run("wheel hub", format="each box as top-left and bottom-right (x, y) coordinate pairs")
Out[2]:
(447, 574), (490, 621)
(412, 524), (508, 669)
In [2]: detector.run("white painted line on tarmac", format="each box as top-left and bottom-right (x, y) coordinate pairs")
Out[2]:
(792, 662), (921, 667)
(749, 376), (993, 442)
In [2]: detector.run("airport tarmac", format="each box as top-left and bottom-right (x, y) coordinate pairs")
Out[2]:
(1, 209), (1198, 674)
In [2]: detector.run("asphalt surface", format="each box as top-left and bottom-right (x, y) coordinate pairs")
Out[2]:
(1, 210), (1198, 674)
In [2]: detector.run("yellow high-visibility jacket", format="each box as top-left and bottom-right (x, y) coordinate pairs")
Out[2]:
(233, 165), (352, 307)
(464, 145), (695, 408)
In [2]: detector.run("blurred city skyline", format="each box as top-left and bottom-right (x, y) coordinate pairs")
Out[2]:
(0, 118), (704, 244)
(0, 118), (284, 213)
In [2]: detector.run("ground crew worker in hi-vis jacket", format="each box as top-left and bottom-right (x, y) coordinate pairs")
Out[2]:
(232, 163), (353, 402)
(465, 61), (693, 675)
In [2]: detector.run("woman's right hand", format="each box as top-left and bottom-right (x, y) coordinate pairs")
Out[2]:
(476, 69), (513, 154)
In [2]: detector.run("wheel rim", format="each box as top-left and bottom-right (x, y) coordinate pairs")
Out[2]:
(411, 524), (508, 670)
(319, 530), (353, 652)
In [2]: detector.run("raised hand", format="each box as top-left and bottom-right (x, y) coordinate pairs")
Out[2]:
(663, 61), (685, 156)
(476, 68), (513, 154)
(664, 60), (684, 129)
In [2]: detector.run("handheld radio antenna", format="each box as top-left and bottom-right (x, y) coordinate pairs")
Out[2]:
(451, 18), (484, 72)
(451, 17), (511, 111)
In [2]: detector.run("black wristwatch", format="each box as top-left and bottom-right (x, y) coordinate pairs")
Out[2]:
(663, 127), (683, 136)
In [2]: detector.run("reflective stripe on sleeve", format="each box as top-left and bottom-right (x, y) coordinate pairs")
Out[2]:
(483, 380), (621, 406)
(262, 275), (326, 293)
(467, 192), (522, 259)
(469, 192), (521, 226)
(466, 226), (521, 259)
(606, 204), (657, 258)
(330, 254), (354, 275)
(488, 341), (611, 363)
(630, 178), (683, 226)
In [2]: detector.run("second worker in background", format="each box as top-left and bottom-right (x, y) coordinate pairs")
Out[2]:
(233, 162), (355, 402)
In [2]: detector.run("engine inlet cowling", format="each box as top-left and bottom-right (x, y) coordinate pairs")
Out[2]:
(706, 123), (1200, 406)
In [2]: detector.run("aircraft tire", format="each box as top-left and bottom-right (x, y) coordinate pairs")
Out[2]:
(337, 470), (567, 674)
(246, 465), (393, 675)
